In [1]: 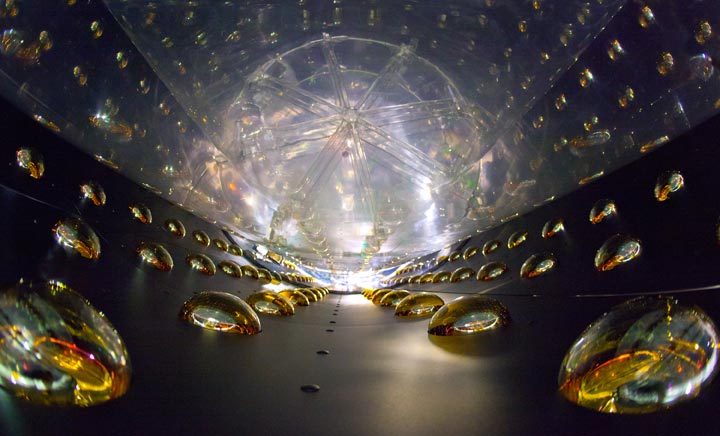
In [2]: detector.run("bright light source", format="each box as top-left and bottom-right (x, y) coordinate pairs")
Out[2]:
(256, 244), (268, 256)
(419, 184), (433, 201)
(425, 203), (436, 218)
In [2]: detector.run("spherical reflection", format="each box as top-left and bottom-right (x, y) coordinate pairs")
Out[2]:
(228, 244), (243, 256)
(180, 291), (261, 335)
(279, 290), (310, 307)
(476, 261), (508, 281)
(192, 230), (210, 247)
(218, 260), (243, 278)
(137, 242), (173, 271)
(300, 289), (318, 302)
(450, 267), (475, 283)
(246, 291), (295, 316)
(594, 234), (641, 272)
(371, 289), (392, 304)
(52, 218), (101, 260)
(428, 296), (511, 336)
(463, 246), (479, 260)
(129, 203), (152, 224)
(507, 231), (528, 249)
(433, 271), (452, 283)
(653, 170), (684, 202)
(0, 280), (132, 406)
(395, 293), (445, 317)
(379, 290), (411, 307)
(589, 199), (616, 224)
(164, 219), (186, 238)
(541, 218), (564, 239)
(213, 238), (229, 251)
(241, 265), (259, 279)
(16, 147), (44, 179)
(420, 273), (435, 283)
(559, 297), (719, 414)
(186, 253), (216, 275)
(80, 181), (106, 206)
(520, 253), (557, 278)
(482, 240), (501, 256)
(257, 268), (273, 283)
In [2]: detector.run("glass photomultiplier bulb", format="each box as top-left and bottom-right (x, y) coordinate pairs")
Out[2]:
(476, 261), (508, 281)
(137, 242), (173, 271)
(463, 246), (479, 260)
(541, 218), (565, 239)
(450, 267), (475, 283)
(482, 240), (501, 256)
(164, 218), (186, 238)
(306, 288), (324, 300)
(419, 272), (435, 283)
(192, 230), (210, 247)
(395, 293), (444, 317)
(279, 290), (310, 307)
(213, 238), (228, 251)
(186, 253), (216, 275)
(379, 290), (410, 307)
(508, 231), (528, 249)
(433, 271), (452, 283)
(241, 265), (259, 279)
(16, 147), (44, 179)
(129, 203), (152, 224)
(228, 244), (243, 256)
(180, 291), (261, 335)
(0, 280), (132, 406)
(559, 297), (719, 414)
(80, 181), (106, 206)
(371, 289), (392, 305)
(218, 260), (242, 278)
(653, 170), (684, 202)
(89, 20), (103, 38)
(594, 234), (641, 272)
(520, 253), (557, 278)
(257, 268), (272, 284)
(300, 289), (318, 303)
(428, 296), (511, 336)
(589, 199), (616, 224)
(246, 291), (295, 316)
(53, 217), (101, 260)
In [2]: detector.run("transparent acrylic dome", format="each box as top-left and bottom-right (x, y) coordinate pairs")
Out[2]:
(1, 0), (719, 281)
